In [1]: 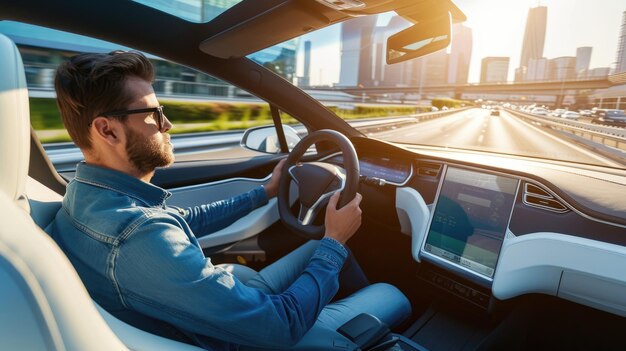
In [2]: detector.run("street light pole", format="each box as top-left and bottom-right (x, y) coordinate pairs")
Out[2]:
(558, 67), (566, 108)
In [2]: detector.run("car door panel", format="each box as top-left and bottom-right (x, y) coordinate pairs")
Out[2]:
(151, 154), (282, 189)
(168, 175), (298, 249)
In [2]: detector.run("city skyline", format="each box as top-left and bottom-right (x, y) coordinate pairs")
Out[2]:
(459, 0), (623, 82)
(297, 0), (625, 85)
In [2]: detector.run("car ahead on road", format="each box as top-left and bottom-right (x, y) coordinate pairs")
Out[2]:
(1, 1), (626, 351)
(591, 109), (626, 126)
(530, 107), (549, 116)
(560, 111), (580, 120)
(490, 109), (500, 116)
(550, 108), (567, 117)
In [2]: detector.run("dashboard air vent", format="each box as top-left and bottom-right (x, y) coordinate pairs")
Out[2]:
(417, 161), (442, 177)
(523, 182), (569, 213)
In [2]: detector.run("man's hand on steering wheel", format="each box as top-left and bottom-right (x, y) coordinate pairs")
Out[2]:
(277, 130), (360, 240)
(324, 191), (362, 245)
(264, 159), (286, 199)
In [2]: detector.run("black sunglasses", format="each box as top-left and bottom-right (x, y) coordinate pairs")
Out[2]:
(97, 105), (165, 130)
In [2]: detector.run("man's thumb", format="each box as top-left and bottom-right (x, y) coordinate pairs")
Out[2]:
(327, 191), (340, 210)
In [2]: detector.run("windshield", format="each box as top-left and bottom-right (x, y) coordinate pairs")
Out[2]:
(132, 0), (242, 23)
(256, 1), (626, 169)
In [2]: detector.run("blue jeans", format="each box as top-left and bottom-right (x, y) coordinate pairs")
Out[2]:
(229, 241), (412, 349)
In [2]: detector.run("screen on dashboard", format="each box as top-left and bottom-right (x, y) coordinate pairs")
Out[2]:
(423, 167), (519, 279)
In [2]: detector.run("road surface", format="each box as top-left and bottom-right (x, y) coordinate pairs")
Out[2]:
(372, 108), (623, 168)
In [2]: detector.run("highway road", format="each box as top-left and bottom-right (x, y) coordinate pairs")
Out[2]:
(46, 108), (625, 171)
(373, 108), (624, 168)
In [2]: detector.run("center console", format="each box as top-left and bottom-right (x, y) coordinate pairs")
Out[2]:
(395, 166), (521, 350)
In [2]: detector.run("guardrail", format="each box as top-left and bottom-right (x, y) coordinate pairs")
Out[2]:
(506, 108), (626, 159)
(44, 108), (466, 171)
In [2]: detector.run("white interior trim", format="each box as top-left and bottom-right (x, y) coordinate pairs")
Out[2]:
(493, 232), (626, 317)
(169, 178), (297, 248)
(395, 187), (430, 263)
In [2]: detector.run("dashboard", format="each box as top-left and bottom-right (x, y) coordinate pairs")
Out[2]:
(333, 137), (626, 317)
(325, 154), (413, 185)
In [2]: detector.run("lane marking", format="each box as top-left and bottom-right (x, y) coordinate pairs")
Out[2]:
(508, 112), (623, 167)
(477, 135), (484, 143)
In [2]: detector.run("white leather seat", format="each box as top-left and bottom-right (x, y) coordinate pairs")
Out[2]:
(0, 34), (203, 351)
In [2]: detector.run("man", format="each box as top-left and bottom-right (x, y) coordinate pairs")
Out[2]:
(48, 51), (411, 350)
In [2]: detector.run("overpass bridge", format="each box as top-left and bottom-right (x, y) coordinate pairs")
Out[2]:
(321, 78), (611, 95)
(307, 75), (624, 107)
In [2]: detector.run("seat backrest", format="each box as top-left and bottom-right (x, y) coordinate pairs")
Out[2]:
(24, 176), (204, 351)
(0, 34), (203, 351)
(0, 33), (128, 350)
(0, 192), (129, 351)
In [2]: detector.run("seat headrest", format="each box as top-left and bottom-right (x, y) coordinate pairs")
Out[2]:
(0, 34), (30, 202)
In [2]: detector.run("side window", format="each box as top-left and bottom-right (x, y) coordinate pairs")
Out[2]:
(0, 21), (296, 171)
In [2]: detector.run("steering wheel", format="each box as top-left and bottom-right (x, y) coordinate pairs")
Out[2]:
(277, 129), (360, 240)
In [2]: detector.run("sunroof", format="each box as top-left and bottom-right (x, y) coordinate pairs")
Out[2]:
(133, 0), (242, 23)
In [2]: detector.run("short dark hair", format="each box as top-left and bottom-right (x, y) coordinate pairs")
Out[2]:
(54, 51), (155, 150)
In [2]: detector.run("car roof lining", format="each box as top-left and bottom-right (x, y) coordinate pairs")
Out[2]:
(201, 0), (466, 59)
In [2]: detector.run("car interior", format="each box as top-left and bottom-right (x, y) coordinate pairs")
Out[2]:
(1, 0), (626, 350)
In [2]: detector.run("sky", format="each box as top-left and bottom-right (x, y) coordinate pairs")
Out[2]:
(297, 0), (626, 84)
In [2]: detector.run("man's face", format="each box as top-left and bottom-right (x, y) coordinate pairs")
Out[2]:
(121, 77), (174, 174)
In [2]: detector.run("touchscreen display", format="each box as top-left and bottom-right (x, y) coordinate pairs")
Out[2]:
(423, 167), (519, 278)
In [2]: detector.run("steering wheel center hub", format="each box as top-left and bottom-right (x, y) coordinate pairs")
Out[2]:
(289, 162), (346, 225)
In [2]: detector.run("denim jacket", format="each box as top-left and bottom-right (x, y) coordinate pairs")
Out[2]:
(48, 162), (348, 350)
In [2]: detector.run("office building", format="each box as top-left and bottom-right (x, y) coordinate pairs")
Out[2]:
(527, 58), (547, 81)
(447, 24), (472, 84)
(615, 11), (626, 74)
(298, 41), (311, 86)
(251, 39), (298, 83)
(518, 6), (547, 81)
(411, 50), (449, 87)
(547, 57), (576, 80)
(480, 57), (509, 83)
(576, 47), (592, 75)
(338, 15), (377, 87)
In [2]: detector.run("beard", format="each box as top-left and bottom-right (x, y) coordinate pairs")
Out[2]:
(124, 125), (174, 174)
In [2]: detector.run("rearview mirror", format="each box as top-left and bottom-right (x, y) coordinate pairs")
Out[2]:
(386, 12), (451, 65)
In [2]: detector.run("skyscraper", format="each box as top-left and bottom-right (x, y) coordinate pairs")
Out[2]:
(447, 24), (472, 84)
(615, 11), (626, 74)
(518, 6), (547, 81)
(338, 15), (377, 87)
(299, 41), (311, 86)
(481, 57), (509, 83)
(576, 47), (592, 76)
